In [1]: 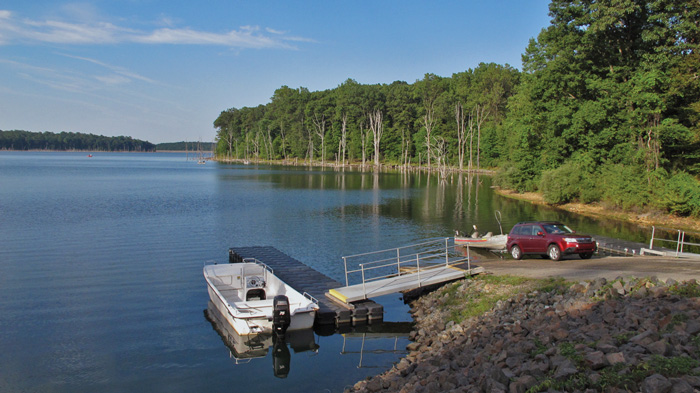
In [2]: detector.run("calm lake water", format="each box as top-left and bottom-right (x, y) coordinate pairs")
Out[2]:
(0, 152), (654, 392)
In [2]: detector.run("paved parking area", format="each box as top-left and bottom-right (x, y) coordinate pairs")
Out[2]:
(474, 255), (700, 282)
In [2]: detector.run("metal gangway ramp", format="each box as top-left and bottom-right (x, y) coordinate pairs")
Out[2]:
(328, 238), (484, 304)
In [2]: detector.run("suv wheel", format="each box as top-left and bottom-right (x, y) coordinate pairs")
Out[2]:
(547, 244), (561, 261)
(510, 245), (522, 260)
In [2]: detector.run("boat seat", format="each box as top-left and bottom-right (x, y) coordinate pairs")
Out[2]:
(246, 288), (266, 301)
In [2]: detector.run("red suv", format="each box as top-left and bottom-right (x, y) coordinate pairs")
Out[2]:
(506, 221), (596, 261)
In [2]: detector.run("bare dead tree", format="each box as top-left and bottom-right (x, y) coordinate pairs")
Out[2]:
(224, 125), (235, 161)
(252, 129), (261, 161)
(278, 124), (288, 161)
(455, 102), (467, 171)
(433, 135), (448, 178)
(401, 127), (411, 168)
(369, 109), (384, 166)
(266, 126), (274, 160)
(312, 113), (327, 166)
(423, 103), (436, 168)
(306, 126), (314, 165)
(359, 119), (368, 167)
(475, 104), (490, 170)
(468, 108), (475, 172)
(338, 113), (348, 167)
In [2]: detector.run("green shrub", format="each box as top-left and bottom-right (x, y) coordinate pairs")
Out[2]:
(660, 171), (700, 217)
(495, 164), (539, 192)
(599, 163), (650, 210)
(539, 162), (583, 204)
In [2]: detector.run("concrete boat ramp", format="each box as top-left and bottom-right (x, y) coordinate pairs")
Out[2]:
(228, 239), (482, 329)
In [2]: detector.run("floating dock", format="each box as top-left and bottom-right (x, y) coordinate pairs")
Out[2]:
(228, 246), (383, 328)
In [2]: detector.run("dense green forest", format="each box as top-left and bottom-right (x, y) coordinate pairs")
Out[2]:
(0, 130), (156, 152)
(155, 141), (215, 151)
(214, 0), (700, 218)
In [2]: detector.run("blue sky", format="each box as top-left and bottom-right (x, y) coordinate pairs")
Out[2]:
(0, 1), (552, 144)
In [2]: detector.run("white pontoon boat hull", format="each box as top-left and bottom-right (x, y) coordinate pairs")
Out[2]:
(204, 262), (318, 335)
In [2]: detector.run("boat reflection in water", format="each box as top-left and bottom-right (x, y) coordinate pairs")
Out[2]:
(205, 301), (319, 378)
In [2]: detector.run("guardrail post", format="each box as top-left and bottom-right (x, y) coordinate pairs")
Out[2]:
(650, 226), (655, 249)
(360, 264), (367, 299)
(397, 248), (401, 276)
(343, 256), (348, 286)
(681, 231), (685, 255)
(445, 237), (449, 266)
(676, 230), (682, 256)
(416, 255), (421, 287)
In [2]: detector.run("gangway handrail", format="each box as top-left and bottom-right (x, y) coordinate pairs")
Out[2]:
(358, 256), (471, 285)
(341, 238), (472, 291)
(649, 226), (700, 257)
(343, 238), (450, 259)
(344, 250), (451, 275)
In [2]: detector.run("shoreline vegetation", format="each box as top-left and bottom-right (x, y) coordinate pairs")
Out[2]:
(0, 130), (155, 152)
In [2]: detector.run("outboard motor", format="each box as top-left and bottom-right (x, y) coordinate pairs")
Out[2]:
(273, 295), (291, 336)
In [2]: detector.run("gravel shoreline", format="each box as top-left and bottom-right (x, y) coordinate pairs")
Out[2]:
(346, 275), (700, 393)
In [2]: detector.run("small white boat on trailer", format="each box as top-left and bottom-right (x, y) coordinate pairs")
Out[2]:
(455, 212), (508, 250)
(454, 232), (508, 250)
(204, 259), (318, 336)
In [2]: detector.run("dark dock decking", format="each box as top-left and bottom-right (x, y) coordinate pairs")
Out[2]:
(228, 246), (383, 328)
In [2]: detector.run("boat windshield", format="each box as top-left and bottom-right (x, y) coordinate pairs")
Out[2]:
(542, 223), (574, 234)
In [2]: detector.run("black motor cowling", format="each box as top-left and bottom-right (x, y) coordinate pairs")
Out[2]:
(273, 295), (291, 336)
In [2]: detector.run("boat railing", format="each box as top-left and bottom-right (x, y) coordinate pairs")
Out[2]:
(242, 258), (274, 275)
(648, 226), (700, 257)
(341, 238), (471, 287)
(303, 292), (319, 304)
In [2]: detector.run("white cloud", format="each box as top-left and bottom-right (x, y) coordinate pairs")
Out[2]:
(95, 74), (131, 85)
(0, 9), (307, 49)
(57, 54), (159, 84)
(133, 27), (293, 49)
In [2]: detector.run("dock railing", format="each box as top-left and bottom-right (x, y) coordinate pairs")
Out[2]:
(648, 226), (700, 258)
(341, 238), (471, 289)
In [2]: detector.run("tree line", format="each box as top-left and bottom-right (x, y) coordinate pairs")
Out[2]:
(214, 63), (518, 171)
(0, 130), (156, 152)
(213, 0), (700, 218)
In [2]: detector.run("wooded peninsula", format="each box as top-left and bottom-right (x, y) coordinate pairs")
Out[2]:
(0, 130), (156, 152)
(213, 0), (700, 219)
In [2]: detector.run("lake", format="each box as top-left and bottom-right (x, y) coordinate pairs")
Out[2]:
(0, 152), (653, 392)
